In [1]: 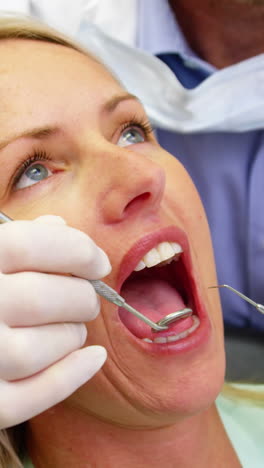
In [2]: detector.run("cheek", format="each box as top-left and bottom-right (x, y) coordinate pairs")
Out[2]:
(165, 160), (207, 234)
(164, 156), (213, 254)
(162, 154), (198, 205)
(164, 159), (222, 315)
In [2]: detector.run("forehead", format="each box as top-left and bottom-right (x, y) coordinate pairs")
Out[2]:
(0, 37), (118, 81)
(0, 39), (123, 131)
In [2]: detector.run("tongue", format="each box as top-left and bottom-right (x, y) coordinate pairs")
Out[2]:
(119, 278), (191, 338)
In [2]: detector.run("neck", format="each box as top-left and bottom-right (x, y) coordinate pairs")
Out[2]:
(169, 0), (264, 68)
(27, 403), (241, 468)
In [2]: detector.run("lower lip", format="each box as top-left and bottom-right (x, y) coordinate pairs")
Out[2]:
(118, 307), (212, 356)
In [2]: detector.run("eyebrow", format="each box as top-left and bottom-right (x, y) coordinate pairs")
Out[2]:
(0, 93), (140, 152)
(0, 126), (58, 152)
(103, 93), (140, 113)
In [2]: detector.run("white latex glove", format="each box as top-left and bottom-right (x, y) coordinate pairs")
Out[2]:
(0, 215), (111, 429)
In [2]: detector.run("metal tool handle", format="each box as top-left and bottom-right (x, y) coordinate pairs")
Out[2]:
(0, 211), (168, 331)
(0, 212), (12, 224)
(90, 280), (167, 331)
(89, 279), (125, 307)
(255, 304), (264, 315)
(210, 284), (264, 315)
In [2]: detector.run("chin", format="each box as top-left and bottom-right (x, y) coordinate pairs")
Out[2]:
(72, 313), (225, 428)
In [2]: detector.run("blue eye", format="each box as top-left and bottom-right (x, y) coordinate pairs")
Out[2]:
(117, 126), (146, 147)
(15, 163), (52, 190)
(13, 151), (53, 191)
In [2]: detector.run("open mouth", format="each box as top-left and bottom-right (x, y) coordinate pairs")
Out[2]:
(118, 241), (201, 344)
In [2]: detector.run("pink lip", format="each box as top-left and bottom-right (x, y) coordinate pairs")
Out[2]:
(114, 225), (212, 355)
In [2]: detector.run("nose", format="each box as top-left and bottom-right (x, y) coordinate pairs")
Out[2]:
(99, 149), (166, 224)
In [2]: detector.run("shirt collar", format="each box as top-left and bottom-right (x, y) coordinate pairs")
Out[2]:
(137, 0), (216, 74)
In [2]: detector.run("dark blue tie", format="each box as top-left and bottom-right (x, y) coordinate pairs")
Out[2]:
(157, 53), (210, 89)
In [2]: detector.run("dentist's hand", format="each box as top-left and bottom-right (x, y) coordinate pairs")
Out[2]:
(0, 215), (111, 429)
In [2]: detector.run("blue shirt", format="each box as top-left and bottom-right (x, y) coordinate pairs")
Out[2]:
(137, 0), (264, 331)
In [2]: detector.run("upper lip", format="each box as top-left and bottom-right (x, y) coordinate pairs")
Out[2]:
(116, 225), (191, 292)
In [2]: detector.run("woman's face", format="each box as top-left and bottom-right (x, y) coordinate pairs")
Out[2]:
(0, 39), (225, 427)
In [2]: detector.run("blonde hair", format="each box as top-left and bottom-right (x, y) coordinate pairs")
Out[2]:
(0, 13), (92, 54)
(222, 382), (264, 405)
(0, 429), (23, 468)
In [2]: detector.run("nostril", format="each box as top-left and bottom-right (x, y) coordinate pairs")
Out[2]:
(124, 192), (151, 215)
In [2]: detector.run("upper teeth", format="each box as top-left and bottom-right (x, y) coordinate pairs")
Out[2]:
(134, 242), (183, 271)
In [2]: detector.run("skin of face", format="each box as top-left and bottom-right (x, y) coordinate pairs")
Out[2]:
(169, 0), (264, 67)
(0, 39), (225, 431)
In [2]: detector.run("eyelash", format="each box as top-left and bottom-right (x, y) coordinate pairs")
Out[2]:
(11, 118), (154, 190)
(119, 117), (153, 139)
(12, 150), (52, 188)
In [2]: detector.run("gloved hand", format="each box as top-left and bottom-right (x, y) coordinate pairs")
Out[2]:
(0, 215), (111, 429)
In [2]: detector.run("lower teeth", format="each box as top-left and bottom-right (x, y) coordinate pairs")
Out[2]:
(142, 315), (200, 344)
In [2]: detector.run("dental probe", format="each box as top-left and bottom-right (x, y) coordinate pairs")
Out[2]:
(154, 309), (193, 329)
(209, 284), (264, 315)
(0, 211), (192, 332)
